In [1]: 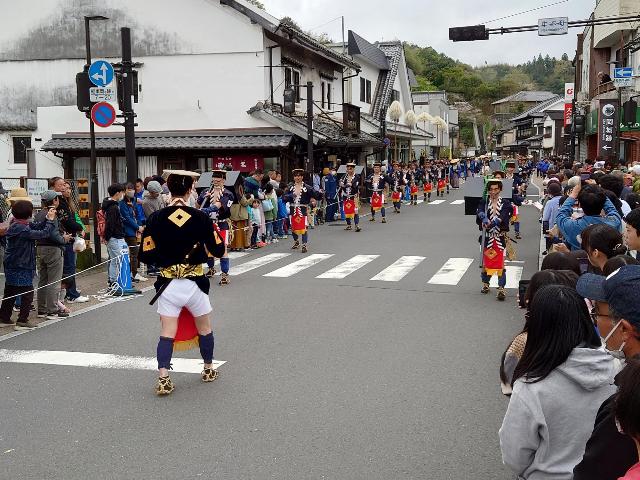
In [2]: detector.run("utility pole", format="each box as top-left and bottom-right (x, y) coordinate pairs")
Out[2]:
(570, 97), (576, 162)
(306, 81), (314, 174)
(120, 27), (137, 183)
(84, 15), (108, 263)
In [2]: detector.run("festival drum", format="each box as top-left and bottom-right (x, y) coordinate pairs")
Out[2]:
(370, 192), (383, 212)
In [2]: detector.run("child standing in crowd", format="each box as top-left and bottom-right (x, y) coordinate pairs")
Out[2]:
(275, 188), (287, 239)
(262, 183), (277, 243)
(0, 200), (56, 329)
(248, 198), (261, 249)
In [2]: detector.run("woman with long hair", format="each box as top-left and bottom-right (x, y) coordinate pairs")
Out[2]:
(499, 285), (617, 479)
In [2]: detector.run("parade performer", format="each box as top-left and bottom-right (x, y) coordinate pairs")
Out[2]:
(365, 162), (389, 223)
(505, 160), (525, 240)
(476, 178), (513, 301)
(423, 162), (434, 203)
(283, 169), (321, 253)
(197, 170), (235, 285)
(437, 161), (447, 197)
(389, 162), (405, 213)
(339, 162), (362, 232)
(391, 187), (402, 213)
(139, 171), (226, 395)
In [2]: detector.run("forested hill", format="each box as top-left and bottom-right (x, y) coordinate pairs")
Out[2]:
(404, 44), (574, 115)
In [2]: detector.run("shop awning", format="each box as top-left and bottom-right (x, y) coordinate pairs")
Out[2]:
(41, 128), (294, 153)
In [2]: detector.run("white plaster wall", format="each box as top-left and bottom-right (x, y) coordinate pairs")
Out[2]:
(542, 116), (555, 150)
(349, 62), (379, 114)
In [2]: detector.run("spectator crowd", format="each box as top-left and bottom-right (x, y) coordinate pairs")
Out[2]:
(498, 156), (640, 480)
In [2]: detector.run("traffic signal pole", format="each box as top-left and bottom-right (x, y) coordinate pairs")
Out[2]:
(306, 81), (314, 175)
(121, 27), (138, 184)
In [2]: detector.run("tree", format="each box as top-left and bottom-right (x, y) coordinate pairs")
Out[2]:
(245, 0), (265, 9)
(281, 16), (302, 31)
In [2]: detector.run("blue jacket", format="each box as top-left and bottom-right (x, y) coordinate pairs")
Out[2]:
(243, 177), (261, 198)
(134, 190), (146, 225)
(556, 197), (622, 250)
(3, 219), (55, 271)
(119, 199), (140, 238)
(277, 198), (288, 219)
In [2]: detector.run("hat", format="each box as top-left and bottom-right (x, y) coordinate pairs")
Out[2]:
(372, 162), (382, 167)
(594, 161), (605, 169)
(162, 169), (200, 180)
(292, 168), (305, 175)
(146, 181), (162, 194)
(632, 165), (640, 176)
(577, 265), (640, 327)
(486, 178), (503, 189)
(40, 190), (61, 202)
(506, 160), (516, 166)
(8, 187), (32, 203)
(346, 162), (356, 167)
(322, 167), (330, 175)
(211, 169), (226, 179)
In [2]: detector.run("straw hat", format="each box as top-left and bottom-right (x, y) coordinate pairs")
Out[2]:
(8, 187), (32, 203)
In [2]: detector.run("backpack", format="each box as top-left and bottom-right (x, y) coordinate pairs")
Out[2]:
(96, 209), (107, 243)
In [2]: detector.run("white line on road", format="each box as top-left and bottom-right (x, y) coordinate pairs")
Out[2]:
(228, 253), (291, 275)
(489, 265), (524, 289)
(450, 200), (465, 205)
(370, 256), (426, 282)
(316, 255), (380, 279)
(264, 254), (334, 277)
(227, 251), (250, 260)
(0, 349), (225, 374)
(428, 258), (474, 285)
(428, 200), (445, 205)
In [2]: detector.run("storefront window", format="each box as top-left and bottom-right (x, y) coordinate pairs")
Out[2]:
(73, 157), (90, 180)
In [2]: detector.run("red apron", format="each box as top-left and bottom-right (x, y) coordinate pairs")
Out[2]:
(370, 192), (383, 212)
(343, 198), (356, 219)
(290, 207), (307, 235)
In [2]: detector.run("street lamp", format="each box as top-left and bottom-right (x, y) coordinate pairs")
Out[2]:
(84, 15), (108, 263)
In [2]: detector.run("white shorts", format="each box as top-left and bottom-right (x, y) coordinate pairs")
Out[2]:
(157, 279), (212, 318)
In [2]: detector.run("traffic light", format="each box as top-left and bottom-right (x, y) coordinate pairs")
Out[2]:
(449, 25), (489, 42)
(75, 70), (94, 113)
(116, 70), (139, 111)
(624, 99), (638, 125)
(283, 88), (296, 114)
(574, 114), (585, 134)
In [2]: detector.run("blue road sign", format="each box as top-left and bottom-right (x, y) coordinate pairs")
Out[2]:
(614, 67), (633, 79)
(88, 60), (114, 87)
(91, 102), (116, 128)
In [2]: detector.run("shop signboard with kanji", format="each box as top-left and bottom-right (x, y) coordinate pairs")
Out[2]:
(212, 155), (264, 172)
(597, 100), (618, 159)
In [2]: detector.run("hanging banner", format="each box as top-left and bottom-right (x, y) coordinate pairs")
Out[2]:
(597, 99), (619, 159)
(212, 155), (264, 172)
(564, 103), (573, 127)
(564, 83), (574, 103)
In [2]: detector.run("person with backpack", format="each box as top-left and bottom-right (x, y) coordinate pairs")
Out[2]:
(120, 183), (145, 282)
(275, 188), (288, 239)
(101, 184), (128, 288)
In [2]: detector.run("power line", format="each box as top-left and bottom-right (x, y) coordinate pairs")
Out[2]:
(481, 0), (570, 25)
(307, 15), (342, 32)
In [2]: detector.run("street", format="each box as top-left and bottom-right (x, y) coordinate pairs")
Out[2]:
(0, 190), (540, 479)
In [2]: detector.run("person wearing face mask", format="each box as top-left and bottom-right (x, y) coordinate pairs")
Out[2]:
(101, 184), (127, 288)
(139, 171), (226, 395)
(119, 183), (145, 282)
(572, 264), (640, 480)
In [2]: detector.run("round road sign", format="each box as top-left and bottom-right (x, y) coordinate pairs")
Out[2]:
(91, 102), (116, 128)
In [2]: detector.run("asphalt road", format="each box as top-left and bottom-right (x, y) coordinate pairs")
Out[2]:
(0, 187), (541, 480)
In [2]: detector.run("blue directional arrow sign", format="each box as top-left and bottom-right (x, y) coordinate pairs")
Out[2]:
(614, 67), (633, 79)
(88, 60), (114, 87)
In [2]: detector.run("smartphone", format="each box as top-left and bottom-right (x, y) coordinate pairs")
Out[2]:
(518, 280), (530, 309)
(579, 257), (589, 274)
(580, 173), (591, 182)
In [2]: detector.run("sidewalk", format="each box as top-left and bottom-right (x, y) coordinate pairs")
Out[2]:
(0, 264), (154, 337)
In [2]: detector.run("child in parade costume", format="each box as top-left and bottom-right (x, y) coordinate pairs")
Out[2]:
(476, 178), (513, 301)
(339, 163), (362, 232)
(365, 162), (389, 223)
(282, 169), (322, 253)
(389, 162), (405, 213)
(423, 164), (434, 203)
(391, 187), (403, 213)
(410, 181), (419, 205)
(139, 171), (226, 395)
(197, 170), (234, 285)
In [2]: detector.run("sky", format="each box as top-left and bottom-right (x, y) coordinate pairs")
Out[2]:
(261, 0), (596, 66)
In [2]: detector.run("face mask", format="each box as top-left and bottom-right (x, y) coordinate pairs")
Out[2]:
(126, 191), (134, 199)
(601, 320), (626, 360)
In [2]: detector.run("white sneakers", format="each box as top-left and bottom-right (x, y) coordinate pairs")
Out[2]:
(134, 273), (148, 282)
(66, 295), (89, 303)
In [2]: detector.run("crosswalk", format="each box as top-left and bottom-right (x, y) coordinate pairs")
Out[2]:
(220, 251), (526, 289)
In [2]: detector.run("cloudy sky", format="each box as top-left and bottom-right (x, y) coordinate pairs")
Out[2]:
(261, 0), (595, 66)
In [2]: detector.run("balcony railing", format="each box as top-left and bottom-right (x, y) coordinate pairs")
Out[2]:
(591, 81), (617, 98)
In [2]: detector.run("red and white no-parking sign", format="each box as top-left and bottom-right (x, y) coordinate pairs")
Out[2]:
(90, 102), (116, 128)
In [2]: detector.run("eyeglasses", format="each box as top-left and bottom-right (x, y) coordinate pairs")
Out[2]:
(590, 309), (610, 323)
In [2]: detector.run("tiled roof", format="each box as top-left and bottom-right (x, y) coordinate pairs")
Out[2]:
(41, 129), (293, 153)
(370, 42), (403, 120)
(279, 24), (360, 70)
(510, 95), (563, 122)
(248, 103), (384, 147)
(348, 30), (389, 70)
(492, 90), (557, 105)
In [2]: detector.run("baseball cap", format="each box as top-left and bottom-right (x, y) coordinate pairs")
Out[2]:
(576, 265), (640, 326)
(40, 190), (61, 202)
(146, 181), (162, 194)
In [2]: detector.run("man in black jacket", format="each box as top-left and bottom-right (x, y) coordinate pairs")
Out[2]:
(101, 184), (126, 287)
(35, 190), (72, 319)
(574, 267), (640, 480)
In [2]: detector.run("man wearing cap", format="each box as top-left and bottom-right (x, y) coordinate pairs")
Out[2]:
(339, 163), (362, 232)
(505, 160), (525, 240)
(283, 169), (321, 253)
(197, 170), (235, 285)
(34, 191), (73, 320)
(573, 266), (640, 480)
(365, 163), (390, 223)
(139, 171), (225, 395)
(476, 178), (513, 301)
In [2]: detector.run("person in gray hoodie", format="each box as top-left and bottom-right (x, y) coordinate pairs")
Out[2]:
(499, 284), (617, 480)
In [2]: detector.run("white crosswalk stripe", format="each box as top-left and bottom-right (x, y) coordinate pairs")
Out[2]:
(489, 264), (524, 289)
(229, 253), (291, 275)
(370, 256), (426, 282)
(450, 200), (465, 205)
(227, 251), (250, 260)
(316, 254), (380, 279)
(428, 200), (445, 205)
(264, 254), (334, 277)
(428, 258), (474, 285)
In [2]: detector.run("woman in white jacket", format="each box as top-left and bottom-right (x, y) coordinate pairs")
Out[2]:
(499, 284), (617, 480)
